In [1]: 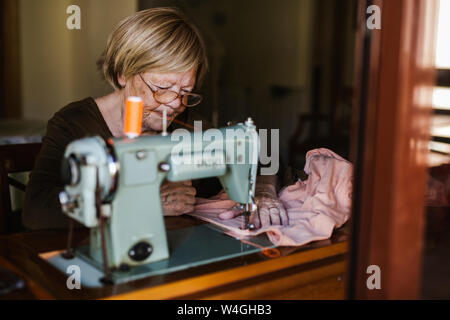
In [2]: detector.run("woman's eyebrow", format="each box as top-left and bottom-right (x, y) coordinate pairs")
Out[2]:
(148, 77), (172, 86)
(153, 81), (172, 87)
(149, 77), (194, 89)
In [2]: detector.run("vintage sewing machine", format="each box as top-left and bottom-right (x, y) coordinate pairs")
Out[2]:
(49, 118), (273, 286)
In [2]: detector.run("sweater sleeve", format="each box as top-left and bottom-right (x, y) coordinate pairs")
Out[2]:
(22, 98), (111, 230)
(22, 114), (78, 230)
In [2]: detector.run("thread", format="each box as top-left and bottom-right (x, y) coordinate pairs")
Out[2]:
(124, 96), (143, 138)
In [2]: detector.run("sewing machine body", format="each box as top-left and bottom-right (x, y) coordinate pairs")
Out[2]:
(59, 121), (259, 272)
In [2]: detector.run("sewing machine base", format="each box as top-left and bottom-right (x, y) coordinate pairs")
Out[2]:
(46, 224), (274, 288)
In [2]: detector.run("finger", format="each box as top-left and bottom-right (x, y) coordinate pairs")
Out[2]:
(180, 194), (196, 205)
(278, 204), (289, 226)
(218, 190), (229, 200)
(269, 207), (281, 225)
(160, 188), (170, 197)
(162, 203), (182, 216)
(258, 206), (271, 228)
(163, 185), (196, 196)
(165, 193), (196, 205)
(160, 180), (178, 191)
(250, 210), (261, 229)
(194, 199), (236, 210)
(161, 180), (191, 191)
(255, 196), (272, 206)
(167, 193), (195, 205)
(171, 201), (194, 214)
(178, 204), (194, 214)
(181, 186), (196, 196)
(218, 207), (244, 220)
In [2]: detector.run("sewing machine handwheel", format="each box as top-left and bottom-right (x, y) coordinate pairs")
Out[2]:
(61, 155), (80, 186)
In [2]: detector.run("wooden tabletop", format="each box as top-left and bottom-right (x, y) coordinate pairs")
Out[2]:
(0, 216), (349, 299)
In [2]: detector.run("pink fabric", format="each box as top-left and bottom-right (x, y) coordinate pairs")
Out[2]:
(189, 148), (353, 246)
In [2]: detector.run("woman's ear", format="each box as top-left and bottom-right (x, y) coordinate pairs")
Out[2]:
(118, 74), (127, 88)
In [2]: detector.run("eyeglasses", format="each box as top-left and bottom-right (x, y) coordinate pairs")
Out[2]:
(139, 74), (203, 107)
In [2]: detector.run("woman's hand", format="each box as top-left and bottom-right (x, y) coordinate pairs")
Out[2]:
(160, 180), (196, 216)
(251, 192), (289, 229)
(217, 178), (289, 229)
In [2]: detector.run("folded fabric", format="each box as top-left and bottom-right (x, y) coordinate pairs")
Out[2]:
(189, 148), (353, 246)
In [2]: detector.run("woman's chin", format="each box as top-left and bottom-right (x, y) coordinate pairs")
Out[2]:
(142, 121), (163, 133)
(144, 119), (176, 132)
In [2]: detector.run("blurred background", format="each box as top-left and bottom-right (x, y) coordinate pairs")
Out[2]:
(0, 0), (357, 177)
(421, 0), (450, 299)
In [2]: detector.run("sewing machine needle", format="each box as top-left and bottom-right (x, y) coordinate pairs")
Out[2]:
(162, 109), (168, 136)
(244, 212), (250, 229)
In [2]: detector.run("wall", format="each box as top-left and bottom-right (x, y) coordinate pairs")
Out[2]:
(19, 0), (137, 121)
(182, 0), (313, 88)
(169, 0), (315, 169)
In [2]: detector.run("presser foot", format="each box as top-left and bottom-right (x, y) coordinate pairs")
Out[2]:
(238, 211), (256, 231)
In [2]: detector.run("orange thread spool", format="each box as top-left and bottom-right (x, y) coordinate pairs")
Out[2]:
(124, 96), (143, 138)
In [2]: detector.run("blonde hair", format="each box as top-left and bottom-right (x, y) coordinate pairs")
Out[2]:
(101, 7), (208, 89)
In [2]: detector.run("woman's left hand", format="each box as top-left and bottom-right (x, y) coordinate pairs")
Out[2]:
(251, 193), (289, 229)
(217, 185), (289, 229)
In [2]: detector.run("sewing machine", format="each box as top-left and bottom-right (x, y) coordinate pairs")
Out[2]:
(53, 118), (271, 285)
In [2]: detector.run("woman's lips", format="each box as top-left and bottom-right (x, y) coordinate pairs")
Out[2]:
(150, 110), (175, 120)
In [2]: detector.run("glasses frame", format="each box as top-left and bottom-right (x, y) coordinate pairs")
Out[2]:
(138, 74), (203, 107)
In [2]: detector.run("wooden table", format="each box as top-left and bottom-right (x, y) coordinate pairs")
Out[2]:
(0, 216), (349, 299)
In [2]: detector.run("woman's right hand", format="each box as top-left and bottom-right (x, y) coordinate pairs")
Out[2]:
(160, 180), (196, 216)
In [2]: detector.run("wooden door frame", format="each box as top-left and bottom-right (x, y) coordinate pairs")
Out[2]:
(348, 0), (438, 299)
(0, 0), (21, 119)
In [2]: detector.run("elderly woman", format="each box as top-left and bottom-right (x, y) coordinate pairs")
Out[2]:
(23, 7), (287, 230)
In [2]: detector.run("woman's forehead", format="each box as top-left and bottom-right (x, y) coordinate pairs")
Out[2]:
(146, 69), (196, 86)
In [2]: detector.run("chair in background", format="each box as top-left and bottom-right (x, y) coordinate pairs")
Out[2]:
(0, 143), (41, 234)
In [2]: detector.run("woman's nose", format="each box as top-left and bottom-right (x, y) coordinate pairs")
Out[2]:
(167, 95), (182, 109)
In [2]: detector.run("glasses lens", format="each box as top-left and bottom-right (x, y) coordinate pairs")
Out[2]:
(182, 94), (203, 107)
(155, 90), (178, 104)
